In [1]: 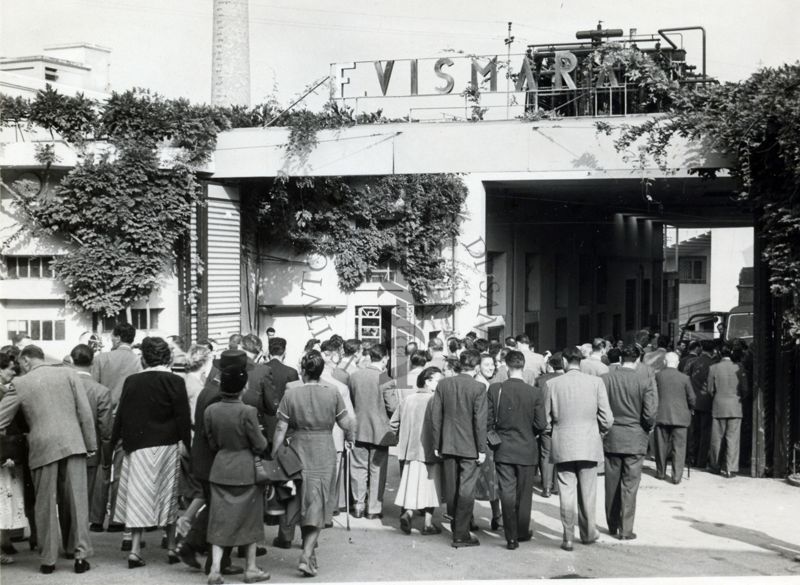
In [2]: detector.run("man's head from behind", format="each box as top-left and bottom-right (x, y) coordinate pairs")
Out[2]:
(112, 322), (136, 346)
(19, 344), (45, 373)
(70, 344), (94, 368)
(459, 349), (482, 374)
(505, 350), (525, 372)
(268, 337), (287, 358)
(665, 352), (679, 369)
(561, 346), (583, 368)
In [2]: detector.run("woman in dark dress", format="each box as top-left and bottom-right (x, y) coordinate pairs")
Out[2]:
(204, 366), (269, 585)
(272, 350), (355, 577)
(112, 337), (192, 568)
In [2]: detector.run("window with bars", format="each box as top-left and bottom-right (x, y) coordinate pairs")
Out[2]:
(366, 262), (398, 283)
(7, 319), (65, 341)
(679, 257), (706, 284)
(101, 309), (161, 331)
(5, 256), (55, 279)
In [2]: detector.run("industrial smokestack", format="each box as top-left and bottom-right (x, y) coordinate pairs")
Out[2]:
(211, 0), (251, 106)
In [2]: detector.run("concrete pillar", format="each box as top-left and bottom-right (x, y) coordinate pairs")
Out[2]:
(212, 0), (251, 106)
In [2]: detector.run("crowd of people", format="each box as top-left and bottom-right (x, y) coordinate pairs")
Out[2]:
(0, 324), (751, 581)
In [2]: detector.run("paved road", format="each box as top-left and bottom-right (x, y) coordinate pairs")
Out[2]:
(3, 459), (800, 584)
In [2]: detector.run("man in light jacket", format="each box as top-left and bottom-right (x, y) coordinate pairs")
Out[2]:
(708, 344), (747, 478)
(654, 352), (695, 483)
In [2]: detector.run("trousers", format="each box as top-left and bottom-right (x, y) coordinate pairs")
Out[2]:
(537, 434), (556, 491)
(278, 486), (301, 544)
(495, 462), (535, 543)
(442, 456), (480, 541)
(689, 411), (712, 468)
(555, 461), (597, 543)
(709, 417), (741, 473)
(91, 443), (123, 526)
(349, 442), (388, 514)
(654, 425), (688, 481)
(33, 455), (92, 566)
(604, 453), (644, 538)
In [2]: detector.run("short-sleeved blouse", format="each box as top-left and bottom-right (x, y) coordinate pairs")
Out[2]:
(277, 383), (348, 431)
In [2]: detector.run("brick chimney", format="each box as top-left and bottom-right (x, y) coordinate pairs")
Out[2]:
(211, 0), (251, 106)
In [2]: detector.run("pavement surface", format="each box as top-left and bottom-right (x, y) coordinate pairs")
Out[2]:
(2, 458), (800, 584)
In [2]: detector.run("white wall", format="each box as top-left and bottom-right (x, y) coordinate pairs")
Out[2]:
(710, 227), (754, 311)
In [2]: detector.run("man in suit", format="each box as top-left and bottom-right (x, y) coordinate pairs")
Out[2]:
(240, 334), (276, 443)
(685, 340), (716, 468)
(339, 339), (362, 375)
(430, 349), (487, 548)
(0, 345), (96, 574)
(654, 352), (695, 483)
(89, 322), (141, 533)
(708, 344), (747, 478)
(601, 345), (657, 541)
(546, 346), (613, 551)
(488, 350), (547, 550)
(678, 341), (701, 373)
(67, 344), (113, 552)
(580, 338), (609, 377)
(427, 337), (447, 371)
(349, 343), (398, 519)
(515, 334), (546, 379)
(534, 353), (564, 498)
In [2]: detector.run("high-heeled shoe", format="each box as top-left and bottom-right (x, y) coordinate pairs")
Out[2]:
(128, 553), (146, 569)
(167, 550), (180, 564)
(298, 554), (317, 577)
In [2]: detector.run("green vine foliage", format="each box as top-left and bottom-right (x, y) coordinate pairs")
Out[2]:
(256, 174), (468, 302)
(599, 63), (800, 340)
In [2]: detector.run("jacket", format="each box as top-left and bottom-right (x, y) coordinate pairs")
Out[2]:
(205, 397), (268, 486)
(349, 364), (398, 446)
(321, 366), (355, 451)
(91, 344), (142, 408)
(686, 354), (714, 412)
(655, 368), (695, 427)
(545, 369), (613, 464)
(389, 390), (437, 463)
(487, 378), (546, 466)
(241, 361), (275, 439)
(0, 364), (96, 470)
(75, 371), (113, 466)
(601, 367), (657, 455)
(262, 359), (299, 443)
(709, 358), (746, 418)
(580, 356), (610, 377)
(430, 373), (487, 458)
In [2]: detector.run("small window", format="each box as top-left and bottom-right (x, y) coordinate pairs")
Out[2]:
(7, 320), (28, 341)
(679, 257), (706, 284)
(4, 256), (55, 279)
(44, 67), (58, 82)
(42, 321), (53, 341)
(55, 320), (66, 340)
(366, 262), (398, 283)
(30, 320), (41, 340)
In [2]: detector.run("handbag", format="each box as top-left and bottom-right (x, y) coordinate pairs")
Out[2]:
(487, 385), (503, 449)
(254, 456), (270, 484)
(275, 442), (303, 477)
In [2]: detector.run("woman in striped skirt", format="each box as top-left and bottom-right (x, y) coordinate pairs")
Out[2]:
(111, 337), (192, 569)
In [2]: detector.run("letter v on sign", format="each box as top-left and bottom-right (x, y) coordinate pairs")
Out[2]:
(374, 60), (395, 96)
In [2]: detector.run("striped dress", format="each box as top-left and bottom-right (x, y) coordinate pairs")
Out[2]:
(115, 444), (181, 528)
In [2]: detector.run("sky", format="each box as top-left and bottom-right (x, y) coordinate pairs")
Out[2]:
(2, 0), (799, 109)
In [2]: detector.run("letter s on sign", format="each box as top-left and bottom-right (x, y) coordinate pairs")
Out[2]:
(434, 58), (455, 94)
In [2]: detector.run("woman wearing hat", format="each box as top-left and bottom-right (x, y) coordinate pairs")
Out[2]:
(271, 350), (355, 577)
(112, 337), (192, 569)
(204, 365), (269, 585)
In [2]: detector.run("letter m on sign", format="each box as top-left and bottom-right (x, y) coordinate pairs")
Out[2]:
(471, 57), (498, 91)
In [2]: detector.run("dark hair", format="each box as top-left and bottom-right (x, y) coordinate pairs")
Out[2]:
(301, 350), (325, 380)
(320, 339), (339, 353)
(268, 337), (287, 356)
(20, 345), (45, 360)
(688, 340), (701, 353)
(591, 337), (605, 352)
(498, 347), (510, 362)
(620, 345), (640, 362)
(465, 332), (478, 340)
(304, 338), (320, 353)
(241, 334), (262, 355)
(343, 339), (362, 356)
(657, 335), (670, 349)
(113, 322), (136, 344)
(515, 334), (530, 345)
(505, 350), (525, 370)
(0, 353), (14, 370)
(548, 352), (563, 370)
(443, 357), (461, 373)
(447, 337), (461, 354)
(141, 337), (172, 368)
(488, 340), (502, 356)
(719, 343), (733, 358)
(606, 348), (622, 365)
(368, 343), (387, 362)
(266, 327), (276, 335)
(634, 329), (652, 348)
(416, 366), (442, 389)
(504, 336), (517, 347)
(70, 344), (94, 367)
(428, 337), (444, 352)
(410, 350), (429, 368)
(700, 339), (716, 353)
(561, 346), (583, 364)
(473, 338), (489, 353)
(328, 335), (344, 351)
(459, 349), (481, 369)
(1, 345), (20, 360)
(167, 335), (187, 352)
(404, 342), (418, 357)
(220, 365), (248, 395)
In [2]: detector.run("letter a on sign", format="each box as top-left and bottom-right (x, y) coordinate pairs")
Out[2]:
(374, 60), (395, 96)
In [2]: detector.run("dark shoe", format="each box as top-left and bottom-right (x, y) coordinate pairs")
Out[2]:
(332, 510), (340, 517)
(451, 536), (480, 548)
(726, 472), (736, 479)
(161, 536), (168, 549)
(1, 544), (17, 555)
(107, 523), (125, 533)
(400, 513), (412, 535)
(491, 517), (503, 531)
(121, 540), (132, 552)
(655, 473), (666, 480)
(128, 553), (146, 569)
(607, 525), (620, 537)
(366, 513), (383, 520)
(618, 533), (637, 541)
(506, 540), (519, 550)
(272, 537), (292, 550)
(518, 531), (534, 542)
(237, 546), (267, 558)
(221, 564), (244, 575)
(673, 478), (682, 485)
(721, 471), (730, 478)
(560, 540), (574, 552)
(541, 489), (551, 498)
(89, 523), (104, 533)
(74, 559), (90, 574)
(581, 535), (599, 545)
(469, 520), (479, 531)
(175, 541), (201, 569)
(420, 525), (441, 535)
(40, 564), (56, 574)
(298, 554), (317, 577)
